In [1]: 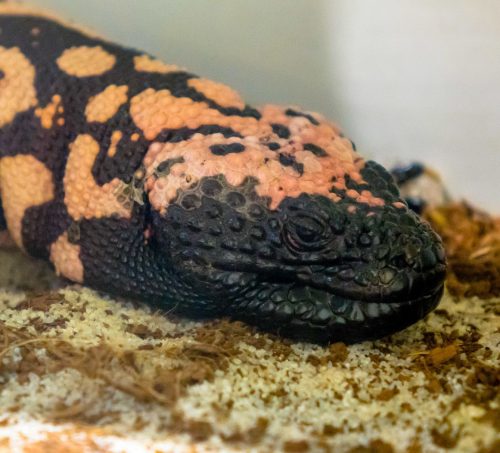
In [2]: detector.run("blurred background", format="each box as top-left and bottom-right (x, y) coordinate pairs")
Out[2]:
(33, 0), (500, 212)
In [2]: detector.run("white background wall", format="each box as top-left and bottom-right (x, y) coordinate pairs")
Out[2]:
(33, 0), (500, 212)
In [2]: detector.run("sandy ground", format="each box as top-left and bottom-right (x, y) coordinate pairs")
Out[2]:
(0, 247), (498, 453)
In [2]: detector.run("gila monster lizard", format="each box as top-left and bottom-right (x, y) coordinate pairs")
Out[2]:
(0, 3), (446, 343)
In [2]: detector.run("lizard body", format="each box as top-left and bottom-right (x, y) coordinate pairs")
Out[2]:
(0, 4), (446, 343)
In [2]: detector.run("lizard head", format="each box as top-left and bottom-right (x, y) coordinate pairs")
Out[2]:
(144, 106), (446, 343)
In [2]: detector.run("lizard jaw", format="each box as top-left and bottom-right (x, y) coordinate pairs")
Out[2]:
(225, 279), (444, 344)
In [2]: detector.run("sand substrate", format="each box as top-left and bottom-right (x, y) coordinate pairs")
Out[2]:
(0, 248), (498, 453)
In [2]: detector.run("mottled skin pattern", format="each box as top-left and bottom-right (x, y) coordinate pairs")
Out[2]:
(0, 5), (446, 343)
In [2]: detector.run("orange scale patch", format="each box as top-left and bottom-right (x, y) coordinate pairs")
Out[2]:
(0, 46), (38, 128)
(85, 84), (128, 123)
(35, 94), (61, 129)
(143, 131), (383, 213)
(287, 116), (318, 139)
(259, 107), (326, 155)
(188, 78), (245, 109)
(107, 130), (123, 157)
(64, 134), (131, 220)
(296, 152), (323, 173)
(50, 232), (84, 283)
(259, 104), (290, 125)
(134, 95), (384, 209)
(130, 88), (268, 140)
(346, 189), (360, 199)
(0, 155), (54, 248)
(260, 104), (335, 137)
(56, 46), (116, 77)
(133, 54), (181, 74)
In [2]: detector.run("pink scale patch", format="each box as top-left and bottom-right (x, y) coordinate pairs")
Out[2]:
(143, 104), (386, 212)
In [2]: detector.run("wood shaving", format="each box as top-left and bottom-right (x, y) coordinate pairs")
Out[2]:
(425, 202), (500, 298)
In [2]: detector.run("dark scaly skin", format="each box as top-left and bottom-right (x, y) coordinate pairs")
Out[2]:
(0, 10), (446, 343)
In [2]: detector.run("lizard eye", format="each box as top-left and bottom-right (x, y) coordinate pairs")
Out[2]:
(284, 212), (330, 251)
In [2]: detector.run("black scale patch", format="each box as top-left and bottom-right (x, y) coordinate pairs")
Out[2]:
(210, 142), (245, 155)
(278, 153), (304, 175)
(155, 125), (242, 143)
(156, 157), (185, 176)
(303, 143), (327, 157)
(271, 123), (290, 139)
(285, 108), (319, 125)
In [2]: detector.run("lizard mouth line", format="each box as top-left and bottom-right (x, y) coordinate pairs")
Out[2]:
(260, 282), (445, 343)
(212, 263), (446, 305)
(278, 281), (445, 312)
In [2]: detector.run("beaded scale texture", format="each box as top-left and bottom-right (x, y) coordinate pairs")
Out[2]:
(0, 4), (446, 343)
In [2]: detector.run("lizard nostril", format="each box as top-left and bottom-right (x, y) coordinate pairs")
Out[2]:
(379, 268), (396, 285)
(404, 243), (420, 266)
